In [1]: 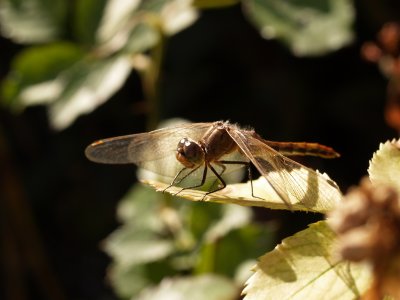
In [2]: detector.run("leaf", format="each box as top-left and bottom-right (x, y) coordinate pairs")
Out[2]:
(203, 204), (252, 243)
(18, 55), (132, 129)
(1, 42), (84, 108)
(242, 0), (354, 56)
(368, 139), (400, 193)
(243, 221), (371, 300)
(104, 184), (251, 298)
(103, 226), (175, 266)
(0, 0), (67, 43)
(104, 184), (180, 298)
(97, 0), (198, 55)
(73, 0), (108, 45)
(142, 170), (342, 213)
(50, 55), (132, 129)
(155, 0), (199, 35)
(107, 263), (149, 299)
(195, 223), (274, 277)
(103, 185), (175, 266)
(116, 184), (165, 226)
(96, 0), (141, 44)
(122, 23), (160, 54)
(137, 274), (239, 300)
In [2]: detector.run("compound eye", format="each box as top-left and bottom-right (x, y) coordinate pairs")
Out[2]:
(176, 138), (204, 167)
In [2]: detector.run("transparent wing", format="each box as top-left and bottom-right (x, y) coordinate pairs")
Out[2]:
(85, 122), (247, 180)
(226, 128), (340, 209)
(85, 122), (214, 177)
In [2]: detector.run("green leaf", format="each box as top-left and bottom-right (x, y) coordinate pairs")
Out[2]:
(18, 55), (132, 129)
(122, 23), (160, 54)
(104, 185), (177, 298)
(103, 226), (175, 266)
(242, 0), (354, 56)
(103, 185), (175, 266)
(108, 263), (149, 299)
(194, 205), (254, 274)
(96, 0), (141, 44)
(0, 0), (67, 43)
(74, 0), (108, 45)
(137, 274), (239, 300)
(97, 0), (198, 56)
(203, 204), (252, 243)
(196, 223), (274, 277)
(368, 139), (400, 193)
(1, 42), (84, 108)
(243, 221), (371, 300)
(152, 0), (198, 35)
(116, 184), (165, 226)
(142, 169), (342, 213)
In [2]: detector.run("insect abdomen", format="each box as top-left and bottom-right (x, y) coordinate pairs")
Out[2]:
(265, 141), (340, 159)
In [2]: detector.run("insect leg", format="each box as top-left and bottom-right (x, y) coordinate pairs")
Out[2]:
(217, 160), (263, 200)
(203, 163), (227, 198)
(171, 165), (209, 197)
(164, 166), (201, 193)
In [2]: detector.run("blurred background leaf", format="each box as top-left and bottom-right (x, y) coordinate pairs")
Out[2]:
(103, 184), (275, 299)
(136, 274), (239, 300)
(1, 0), (356, 131)
(73, 0), (108, 45)
(0, 0), (67, 43)
(242, 0), (354, 56)
(1, 42), (84, 108)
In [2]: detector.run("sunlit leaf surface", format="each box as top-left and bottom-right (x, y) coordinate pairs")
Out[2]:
(368, 139), (400, 192)
(137, 274), (239, 300)
(143, 170), (341, 213)
(243, 221), (371, 300)
(242, 0), (354, 56)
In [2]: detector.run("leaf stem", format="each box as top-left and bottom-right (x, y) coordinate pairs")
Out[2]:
(141, 15), (166, 131)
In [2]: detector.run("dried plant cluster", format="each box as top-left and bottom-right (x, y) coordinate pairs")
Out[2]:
(362, 22), (400, 133)
(329, 178), (400, 300)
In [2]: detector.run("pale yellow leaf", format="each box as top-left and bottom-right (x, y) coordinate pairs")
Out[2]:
(368, 139), (400, 192)
(142, 169), (341, 213)
(242, 221), (371, 300)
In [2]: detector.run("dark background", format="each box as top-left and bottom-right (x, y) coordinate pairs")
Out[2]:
(0, 1), (398, 299)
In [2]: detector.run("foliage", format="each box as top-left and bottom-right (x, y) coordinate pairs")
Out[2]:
(242, 0), (354, 56)
(103, 184), (273, 299)
(243, 221), (370, 300)
(6, 0), (395, 299)
(1, 0), (354, 129)
(100, 138), (400, 299)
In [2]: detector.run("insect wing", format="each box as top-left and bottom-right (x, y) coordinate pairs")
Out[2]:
(85, 122), (213, 178)
(226, 128), (340, 209)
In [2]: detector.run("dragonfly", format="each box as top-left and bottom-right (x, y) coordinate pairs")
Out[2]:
(85, 121), (340, 208)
